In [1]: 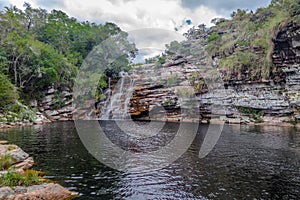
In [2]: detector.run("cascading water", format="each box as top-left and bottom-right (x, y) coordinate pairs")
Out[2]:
(100, 72), (135, 120)
(98, 77), (111, 119)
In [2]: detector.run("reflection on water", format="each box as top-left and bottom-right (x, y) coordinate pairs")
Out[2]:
(1, 121), (300, 199)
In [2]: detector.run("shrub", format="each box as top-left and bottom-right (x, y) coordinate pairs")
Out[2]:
(189, 72), (206, 92)
(52, 92), (66, 109)
(166, 75), (179, 86)
(0, 73), (19, 111)
(237, 106), (264, 123)
(207, 32), (220, 43)
(163, 99), (174, 106)
(155, 56), (166, 67)
(290, 117), (299, 126)
(147, 77), (153, 82)
(9, 104), (37, 122)
(176, 87), (195, 97)
(7, 145), (16, 151)
(157, 80), (166, 86)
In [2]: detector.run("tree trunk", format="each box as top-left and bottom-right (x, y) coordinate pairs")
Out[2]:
(13, 59), (17, 85)
(13, 53), (23, 86)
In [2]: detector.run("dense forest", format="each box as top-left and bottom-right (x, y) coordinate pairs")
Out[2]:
(0, 3), (136, 121)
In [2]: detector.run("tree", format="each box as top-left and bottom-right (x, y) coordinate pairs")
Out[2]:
(231, 9), (247, 19)
(0, 73), (19, 110)
(3, 31), (32, 86)
(0, 48), (9, 73)
(0, 3), (137, 104)
(23, 2), (47, 34)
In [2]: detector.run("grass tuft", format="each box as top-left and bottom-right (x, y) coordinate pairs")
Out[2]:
(0, 154), (15, 170)
(0, 169), (43, 187)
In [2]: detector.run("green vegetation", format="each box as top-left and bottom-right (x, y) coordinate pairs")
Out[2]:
(147, 77), (153, 82)
(157, 79), (167, 86)
(165, 10), (281, 85)
(205, 0), (300, 81)
(189, 72), (206, 93)
(207, 32), (220, 43)
(0, 154), (15, 170)
(155, 56), (167, 67)
(1, 105), (37, 122)
(0, 74), (19, 111)
(0, 169), (43, 187)
(176, 87), (194, 98)
(0, 3), (136, 117)
(289, 117), (298, 126)
(163, 0), (300, 84)
(166, 75), (179, 86)
(52, 92), (66, 109)
(165, 41), (191, 56)
(163, 99), (174, 107)
(237, 107), (264, 123)
(7, 145), (16, 151)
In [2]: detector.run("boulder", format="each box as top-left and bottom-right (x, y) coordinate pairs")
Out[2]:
(0, 187), (14, 199)
(3, 183), (76, 200)
(45, 110), (59, 117)
(41, 95), (54, 104)
(34, 114), (47, 124)
(0, 140), (8, 144)
(14, 157), (34, 171)
(7, 146), (29, 163)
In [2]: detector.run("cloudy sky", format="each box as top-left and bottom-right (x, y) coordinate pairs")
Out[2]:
(2, 0), (271, 62)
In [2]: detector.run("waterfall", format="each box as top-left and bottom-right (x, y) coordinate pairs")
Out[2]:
(100, 72), (135, 120)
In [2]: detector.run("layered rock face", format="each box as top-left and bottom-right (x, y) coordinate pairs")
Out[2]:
(129, 63), (198, 121)
(98, 23), (300, 123)
(273, 22), (300, 66)
(273, 22), (300, 109)
(38, 87), (74, 122)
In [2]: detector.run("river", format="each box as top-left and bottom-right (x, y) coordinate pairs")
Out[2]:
(1, 121), (300, 199)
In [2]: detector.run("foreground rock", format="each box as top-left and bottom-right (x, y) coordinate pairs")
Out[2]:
(0, 143), (76, 200)
(0, 183), (76, 200)
(0, 144), (34, 175)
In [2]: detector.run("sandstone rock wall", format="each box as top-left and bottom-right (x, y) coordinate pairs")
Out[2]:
(38, 87), (74, 122)
(117, 23), (300, 122)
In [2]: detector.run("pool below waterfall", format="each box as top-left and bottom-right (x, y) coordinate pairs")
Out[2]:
(1, 121), (300, 199)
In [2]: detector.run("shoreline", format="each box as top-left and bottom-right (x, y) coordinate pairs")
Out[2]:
(1, 116), (299, 130)
(0, 118), (300, 130)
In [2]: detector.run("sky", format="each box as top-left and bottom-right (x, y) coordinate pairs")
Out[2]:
(2, 0), (272, 62)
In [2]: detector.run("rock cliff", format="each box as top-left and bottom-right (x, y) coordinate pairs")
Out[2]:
(96, 22), (300, 124)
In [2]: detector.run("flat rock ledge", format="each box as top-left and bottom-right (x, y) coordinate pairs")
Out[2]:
(0, 142), (77, 200)
(0, 183), (76, 200)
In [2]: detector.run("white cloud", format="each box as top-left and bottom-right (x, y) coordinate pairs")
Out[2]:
(56, 0), (220, 32)
(128, 28), (186, 63)
(57, 0), (220, 61)
(6, 0), (221, 61)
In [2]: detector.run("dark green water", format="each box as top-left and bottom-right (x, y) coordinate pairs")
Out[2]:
(1, 121), (300, 199)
